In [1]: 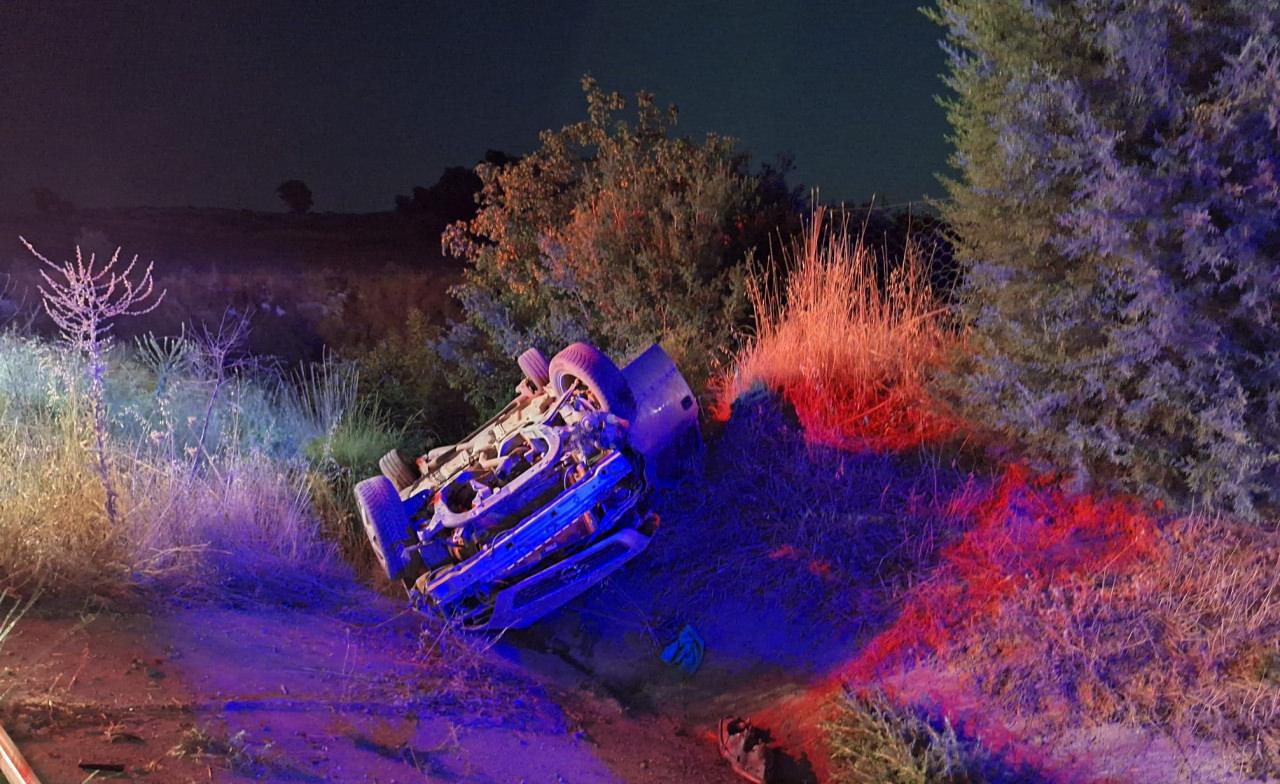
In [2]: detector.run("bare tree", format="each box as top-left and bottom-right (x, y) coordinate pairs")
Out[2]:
(21, 237), (165, 528)
(189, 308), (252, 475)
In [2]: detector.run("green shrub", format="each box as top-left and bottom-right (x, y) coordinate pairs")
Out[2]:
(930, 1), (1280, 516)
(438, 76), (799, 412)
(346, 308), (473, 452)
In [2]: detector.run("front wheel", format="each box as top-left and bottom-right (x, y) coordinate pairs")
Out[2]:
(355, 476), (412, 581)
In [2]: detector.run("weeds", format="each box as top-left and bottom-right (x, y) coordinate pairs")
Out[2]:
(950, 514), (1280, 777)
(187, 308), (253, 474)
(0, 590), (36, 655)
(0, 326), (374, 600)
(170, 726), (295, 779)
(824, 689), (1036, 784)
(725, 207), (957, 452)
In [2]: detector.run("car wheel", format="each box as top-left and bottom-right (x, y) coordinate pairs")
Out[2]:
(517, 347), (551, 389)
(355, 476), (412, 581)
(549, 342), (636, 419)
(379, 448), (417, 491)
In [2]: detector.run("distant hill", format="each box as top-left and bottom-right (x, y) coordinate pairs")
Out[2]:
(0, 206), (462, 363)
(1, 205), (453, 271)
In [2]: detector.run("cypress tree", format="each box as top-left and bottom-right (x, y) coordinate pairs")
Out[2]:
(930, 1), (1280, 516)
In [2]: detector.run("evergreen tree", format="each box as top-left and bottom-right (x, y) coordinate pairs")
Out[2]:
(930, 1), (1280, 516)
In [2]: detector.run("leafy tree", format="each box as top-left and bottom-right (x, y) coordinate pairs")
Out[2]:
(394, 160), (510, 241)
(438, 77), (800, 412)
(276, 179), (313, 214)
(930, 1), (1280, 516)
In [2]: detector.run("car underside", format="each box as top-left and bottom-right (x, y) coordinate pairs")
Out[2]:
(354, 342), (700, 629)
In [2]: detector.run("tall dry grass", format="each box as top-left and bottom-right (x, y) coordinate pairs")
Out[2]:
(0, 331), (377, 601)
(824, 688), (1037, 784)
(725, 207), (957, 452)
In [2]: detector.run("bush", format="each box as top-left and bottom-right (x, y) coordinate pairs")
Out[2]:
(930, 1), (1280, 516)
(345, 308), (474, 451)
(438, 76), (800, 412)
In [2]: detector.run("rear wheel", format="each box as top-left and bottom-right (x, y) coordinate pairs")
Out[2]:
(517, 347), (551, 388)
(379, 448), (417, 491)
(355, 476), (412, 581)
(549, 342), (636, 419)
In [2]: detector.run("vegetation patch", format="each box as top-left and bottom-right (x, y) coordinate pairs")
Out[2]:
(0, 324), (374, 600)
(846, 464), (1160, 681)
(724, 208), (958, 453)
(824, 689), (1038, 784)
(949, 514), (1280, 777)
(438, 76), (799, 411)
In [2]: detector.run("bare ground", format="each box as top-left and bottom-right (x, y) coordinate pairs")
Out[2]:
(0, 582), (740, 784)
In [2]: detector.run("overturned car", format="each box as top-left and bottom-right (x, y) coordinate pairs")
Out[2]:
(355, 342), (700, 630)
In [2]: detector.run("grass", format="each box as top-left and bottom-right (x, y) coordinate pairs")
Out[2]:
(844, 464), (1162, 682)
(824, 689), (1038, 784)
(295, 358), (402, 579)
(0, 329), (395, 601)
(642, 206), (972, 663)
(723, 207), (958, 452)
(949, 513), (1279, 777)
(718, 208), (1278, 778)
(0, 590), (34, 657)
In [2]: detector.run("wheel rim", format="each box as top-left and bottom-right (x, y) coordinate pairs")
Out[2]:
(564, 374), (606, 412)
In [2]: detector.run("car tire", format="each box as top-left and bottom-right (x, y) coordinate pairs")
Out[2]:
(355, 476), (412, 581)
(549, 342), (636, 419)
(379, 448), (417, 491)
(517, 347), (551, 389)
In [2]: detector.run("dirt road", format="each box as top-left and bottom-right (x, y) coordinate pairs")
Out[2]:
(0, 581), (742, 783)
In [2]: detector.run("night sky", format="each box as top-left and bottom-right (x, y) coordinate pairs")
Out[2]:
(0, 1), (952, 213)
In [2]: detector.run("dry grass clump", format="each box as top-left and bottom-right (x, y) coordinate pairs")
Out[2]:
(950, 514), (1279, 777)
(824, 689), (1037, 784)
(724, 208), (958, 452)
(126, 452), (331, 586)
(0, 340), (126, 595)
